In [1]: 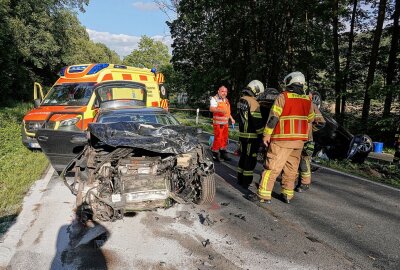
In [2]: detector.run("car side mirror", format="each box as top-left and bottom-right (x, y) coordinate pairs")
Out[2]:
(33, 98), (41, 108)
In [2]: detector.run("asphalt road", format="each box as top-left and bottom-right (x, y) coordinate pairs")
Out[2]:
(0, 154), (399, 269)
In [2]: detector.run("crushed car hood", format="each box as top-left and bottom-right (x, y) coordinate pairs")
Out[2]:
(89, 121), (200, 154)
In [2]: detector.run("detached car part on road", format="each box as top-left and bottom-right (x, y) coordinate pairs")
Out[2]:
(36, 83), (215, 222)
(257, 89), (373, 163)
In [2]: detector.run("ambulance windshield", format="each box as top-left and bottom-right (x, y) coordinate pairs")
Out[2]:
(42, 83), (95, 106)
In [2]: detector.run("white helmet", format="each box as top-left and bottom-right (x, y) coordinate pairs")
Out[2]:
(284, 72), (305, 88)
(246, 80), (265, 96)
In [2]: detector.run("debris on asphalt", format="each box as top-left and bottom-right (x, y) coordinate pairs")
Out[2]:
(229, 213), (246, 221)
(198, 213), (215, 226)
(176, 211), (191, 221)
(202, 239), (210, 247)
(220, 202), (230, 206)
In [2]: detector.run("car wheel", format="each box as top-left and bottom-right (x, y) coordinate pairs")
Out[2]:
(311, 91), (322, 108)
(194, 174), (216, 205)
(350, 134), (373, 163)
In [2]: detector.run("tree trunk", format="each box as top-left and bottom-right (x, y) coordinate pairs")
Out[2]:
(332, 0), (342, 121)
(383, 0), (400, 118)
(341, 0), (358, 122)
(361, 0), (387, 126)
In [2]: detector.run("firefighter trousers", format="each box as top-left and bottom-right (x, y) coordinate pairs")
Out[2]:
(299, 154), (311, 185)
(212, 124), (228, 152)
(237, 137), (259, 188)
(258, 142), (302, 200)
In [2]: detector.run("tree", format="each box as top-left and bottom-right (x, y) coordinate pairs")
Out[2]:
(341, 0), (359, 122)
(0, 0), (124, 104)
(383, 0), (400, 117)
(332, 0), (342, 121)
(361, 0), (388, 126)
(168, 0), (334, 107)
(122, 36), (171, 69)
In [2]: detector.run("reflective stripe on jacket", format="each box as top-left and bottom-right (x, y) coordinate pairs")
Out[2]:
(271, 92), (312, 141)
(237, 95), (264, 138)
(212, 95), (231, 125)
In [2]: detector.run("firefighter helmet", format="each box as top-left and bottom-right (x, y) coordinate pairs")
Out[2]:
(245, 80), (265, 96)
(284, 72), (305, 88)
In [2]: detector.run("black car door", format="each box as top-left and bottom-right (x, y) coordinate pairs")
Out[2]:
(36, 129), (87, 174)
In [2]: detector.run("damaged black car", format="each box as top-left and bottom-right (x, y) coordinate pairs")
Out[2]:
(257, 89), (372, 163)
(36, 81), (216, 222)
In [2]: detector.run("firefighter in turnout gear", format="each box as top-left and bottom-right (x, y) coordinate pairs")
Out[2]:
(296, 91), (326, 192)
(237, 80), (265, 189)
(209, 84), (235, 161)
(257, 72), (315, 203)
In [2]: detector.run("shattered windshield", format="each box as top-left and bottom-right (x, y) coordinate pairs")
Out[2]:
(42, 83), (95, 106)
(98, 112), (180, 125)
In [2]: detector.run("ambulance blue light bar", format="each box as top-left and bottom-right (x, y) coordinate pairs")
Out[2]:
(59, 66), (67, 76)
(69, 65), (89, 73)
(87, 63), (110, 75)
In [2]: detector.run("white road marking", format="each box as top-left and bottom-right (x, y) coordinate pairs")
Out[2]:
(314, 164), (400, 192)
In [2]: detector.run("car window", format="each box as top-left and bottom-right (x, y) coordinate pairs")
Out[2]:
(156, 114), (179, 125)
(131, 114), (157, 123)
(99, 114), (156, 124)
(42, 83), (95, 106)
(97, 86), (145, 103)
(98, 113), (179, 125)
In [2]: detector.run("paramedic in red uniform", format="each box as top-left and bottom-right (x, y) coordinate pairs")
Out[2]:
(209, 84), (235, 161)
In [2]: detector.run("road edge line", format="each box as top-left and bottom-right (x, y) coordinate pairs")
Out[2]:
(313, 163), (400, 192)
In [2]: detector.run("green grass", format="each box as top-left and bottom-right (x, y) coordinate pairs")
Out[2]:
(315, 158), (400, 188)
(0, 103), (48, 235)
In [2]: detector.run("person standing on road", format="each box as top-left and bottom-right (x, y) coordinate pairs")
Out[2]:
(257, 72), (315, 204)
(209, 84), (235, 161)
(237, 80), (265, 190)
(296, 91), (326, 192)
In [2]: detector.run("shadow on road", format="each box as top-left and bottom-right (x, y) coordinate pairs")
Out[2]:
(50, 208), (110, 270)
(214, 156), (288, 203)
(0, 214), (18, 237)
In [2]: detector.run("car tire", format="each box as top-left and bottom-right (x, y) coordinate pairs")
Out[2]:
(195, 174), (216, 205)
(350, 134), (373, 163)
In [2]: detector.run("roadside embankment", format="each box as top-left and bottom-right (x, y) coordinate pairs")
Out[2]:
(0, 103), (48, 235)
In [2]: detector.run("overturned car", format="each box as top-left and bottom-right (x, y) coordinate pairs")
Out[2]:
(36, 81), (216, 222)
(257, 89), (372, 163)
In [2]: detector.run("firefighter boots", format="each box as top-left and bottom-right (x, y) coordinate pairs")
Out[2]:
(281, 193), (291, 204)
(260, 199), (271, 204)
(296, 184), (310, 193)
(220, 149), (232, 161)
